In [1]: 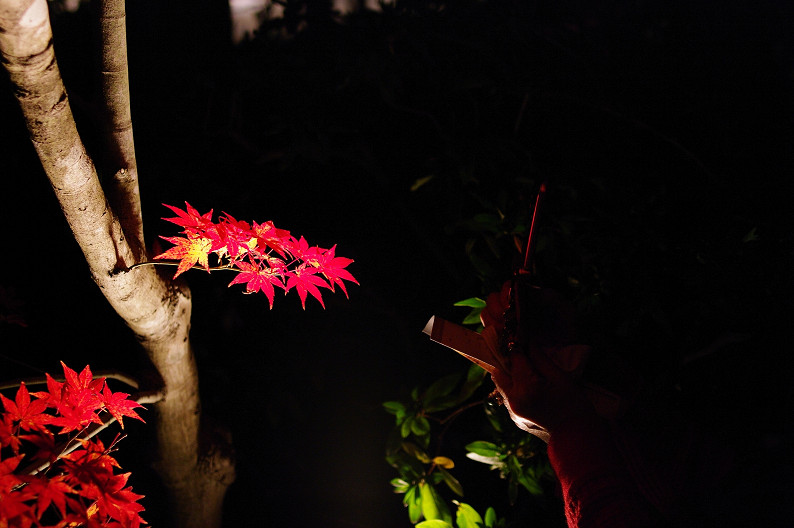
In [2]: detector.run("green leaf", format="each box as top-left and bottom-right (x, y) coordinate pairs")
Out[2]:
(416, 521), (453, 528)
(401, 416), (414, 438)
(456, 364), (486, 402)
(453, 297), (487, 309)
(420, 482), (441, 520)
(455, 297), (487, 326)
(411, 415), (431, 436)
(383, 400), (406, 416)
(402, 442), (431, 464)
(387, 449), (425, 478)
(439, 466), (464, 497)
(465, 441), (501, 457)
(405, 485), (422, 524)
(484, 507), (497, 528)
(390, 478), (410, 493)
(454, 502), (483, 528)
(423, 373), (462, 405)
(506, 454), (522, 475)
(464, 363), (486, 385)
(518, 471), (544, 496)
(420, 482), (452, 524)
(465, 452), (503, 466)
(461, 308), (484, 325)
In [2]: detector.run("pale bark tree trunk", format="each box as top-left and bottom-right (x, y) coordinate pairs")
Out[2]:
(96, 0), (145, 261)
(0, 1), (234, 526)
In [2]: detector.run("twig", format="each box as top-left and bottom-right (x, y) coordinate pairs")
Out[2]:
(0, 370), (143, 392)
(124, 261), (238, 273)
(18, 387), (164, 476)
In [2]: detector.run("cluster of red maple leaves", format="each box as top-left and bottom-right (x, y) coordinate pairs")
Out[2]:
(153, 203), (358, 309)
(0, 363), (146, 528)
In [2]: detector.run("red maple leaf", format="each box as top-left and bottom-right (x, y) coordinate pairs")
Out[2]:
(228, 261), (286, 309)
(62, 439), (120, 492)
(0, 452), (24, 492)
(285, 236), (321, 262)
(29, 373), (64, 411)
(0, 484), (33, 526)
(95, 472), (146, 528)
(25, 475), (74, 520)
(252, 221), (292, 258)
(154, 234), (213, 278)
(19, 431), (59, 464)
(217, 213), (255, 260)
(0, 453), (33, 525)
(61, 363), (105, 397)
(0, 382), (50, 434)
(161, 202), (213, 231)
(61, 438), (146, 528)
(0, 415), (22, 453)
(285, 266), (330, 309)
(315, 245), (358, 298)
(100, 385), (145, 429)
(45, 363), (105, 434)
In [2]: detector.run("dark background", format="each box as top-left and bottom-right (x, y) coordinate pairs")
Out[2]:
(2, 1), (794, 526)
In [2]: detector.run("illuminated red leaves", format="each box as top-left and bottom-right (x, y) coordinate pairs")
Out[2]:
(154, 202), (359, 309)
(62, 440), (145, 528)
(31, 363), (144, 434)
(0, 382), (49, 434)
(0, 363), (146, 527)
(313, 245), (357, 298)
(154, 235), (213, 278)
(100, 385), (144, 429)
(285, 266), (329, 309)
(228, 261), (286, 308)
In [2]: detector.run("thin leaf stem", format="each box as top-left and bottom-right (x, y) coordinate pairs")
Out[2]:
(125, 261), (238, 272)
(440, 399), (483, 425)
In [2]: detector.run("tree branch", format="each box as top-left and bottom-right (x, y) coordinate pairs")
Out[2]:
(97, 0), (145, 261)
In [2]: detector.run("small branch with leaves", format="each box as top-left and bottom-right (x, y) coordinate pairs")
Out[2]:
(0, 362), (148, 527)
(130, 203), (358, 310)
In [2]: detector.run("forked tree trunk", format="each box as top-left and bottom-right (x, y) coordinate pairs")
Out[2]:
(0, 1), (234, 526)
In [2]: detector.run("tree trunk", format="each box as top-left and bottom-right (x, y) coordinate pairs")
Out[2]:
(96, 0), (145, 261)
(0, 1), (234, 525)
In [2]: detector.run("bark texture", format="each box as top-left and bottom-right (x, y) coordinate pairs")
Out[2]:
(96, 0), (145, 260)
(0, 1), (234, 525)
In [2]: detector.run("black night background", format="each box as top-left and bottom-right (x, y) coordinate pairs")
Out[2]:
(2, 1), (793, 527)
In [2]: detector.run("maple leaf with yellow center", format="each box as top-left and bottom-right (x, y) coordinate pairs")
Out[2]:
(154, 235), (213, 278)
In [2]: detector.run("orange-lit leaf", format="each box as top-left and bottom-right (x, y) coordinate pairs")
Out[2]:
(154, 235), (213, 278)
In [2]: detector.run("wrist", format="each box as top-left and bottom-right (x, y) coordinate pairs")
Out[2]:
(548, 413), (619, 483)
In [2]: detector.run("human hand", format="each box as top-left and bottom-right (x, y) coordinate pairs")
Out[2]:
(481, 283), (596, 437)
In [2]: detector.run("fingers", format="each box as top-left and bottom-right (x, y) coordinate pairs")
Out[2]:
(480, 291), (504, 329)
(490, 368), (511, 394)
(481, 281), (513, 329)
